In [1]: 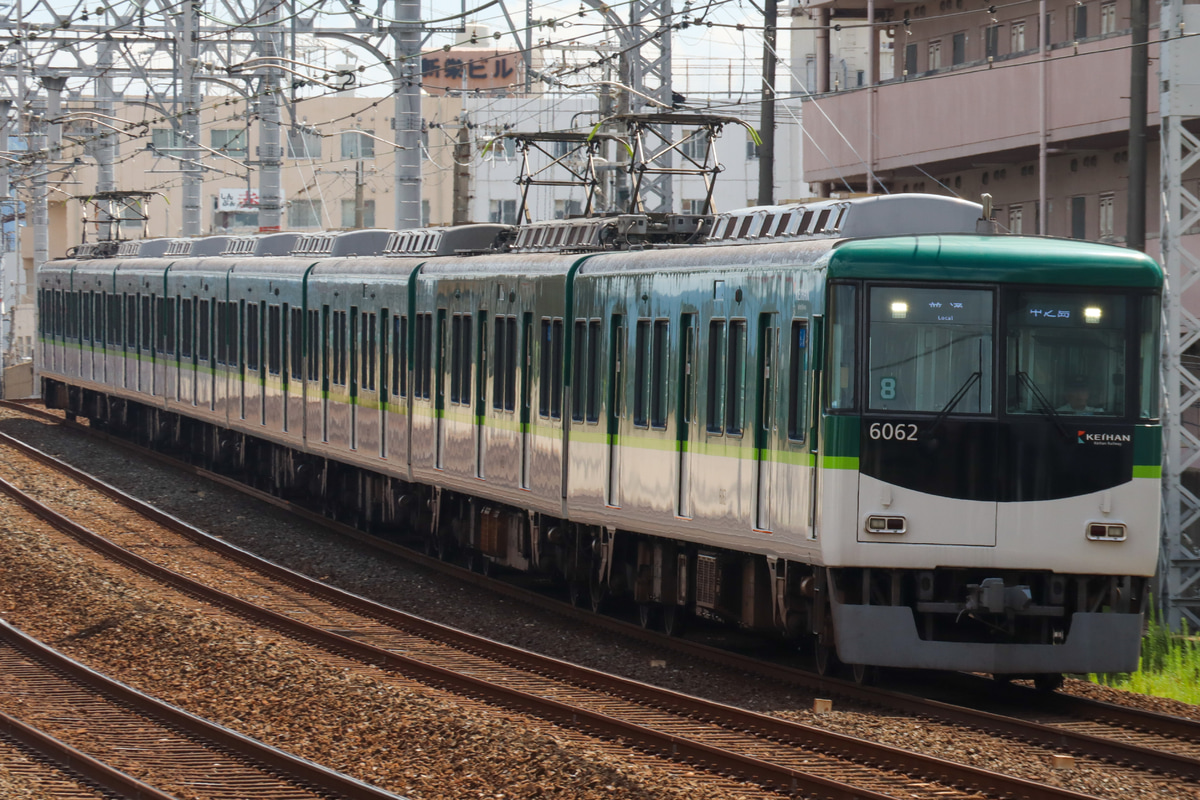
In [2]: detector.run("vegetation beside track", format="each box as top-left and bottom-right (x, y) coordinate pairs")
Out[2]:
(1092, 610), (1200, 704)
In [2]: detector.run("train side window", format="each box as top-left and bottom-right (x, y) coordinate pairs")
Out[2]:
(181, 298), (193, 359)
(493, 316), (508, 411)
(551, 319), (563, 419)
(787, 320), (809, 442)
(505, 317), (518, 411)
(94, 293), (105, 347)
(268, 304), (282, 376)
(290, 307), (304, 382)
(586, 319), (601, 423)
(165, 298), (175, 357)
(81, 292), (92, 344)
(331, 309), (346, 386)
(125, 295), (137, 350)
(539, 318), (552, 418)
(707, 320), (726, 433)
(141, 295), (152, 351)
(308, 309), (321, 383)
(360, 310), (378, 391)
(414, 312), (432, 400)
(726, 319), (746, 436)
(153, 297), (165, 351)
(475, 312), (486, 410)
(247, 302), (261, 373)
(108, 294), (121, 349)
(198, 300), (211, 363)
(633, 319), (650, 427)
(451, 313), (464, 404)
(392, 314), (407, 397)
(651, 319), (669, 429)
(827, 284), (858, 411)
(214, 302), (225, 365)
(572, 319), (587, 422)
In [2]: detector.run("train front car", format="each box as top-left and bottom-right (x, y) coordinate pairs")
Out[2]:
(818, 235), (1163, 680)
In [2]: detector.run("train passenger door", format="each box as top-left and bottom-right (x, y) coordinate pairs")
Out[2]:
(435, 308), (447, 469)
(677, 313), (697, 518)
(606, 314), (625, 506)
(809, 315), (822, 539)
(755, 313), (778, 531)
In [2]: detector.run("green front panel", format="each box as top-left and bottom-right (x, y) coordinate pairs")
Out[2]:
(822, 414), (860, 469)
(1134, 424), (1163, 478)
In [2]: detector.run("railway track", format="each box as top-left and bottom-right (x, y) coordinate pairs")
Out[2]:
(0, 620), (404, 800)
(0, 412), (1123, 800)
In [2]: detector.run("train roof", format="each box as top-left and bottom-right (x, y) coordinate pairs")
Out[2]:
(827, 235), (1164, 288)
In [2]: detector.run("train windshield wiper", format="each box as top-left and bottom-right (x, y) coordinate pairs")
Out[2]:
(1017, 371), (1070, 440)
(925, 371), (981, 437)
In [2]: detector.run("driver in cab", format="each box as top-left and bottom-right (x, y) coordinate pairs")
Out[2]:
(1058, 377), (1102, 414)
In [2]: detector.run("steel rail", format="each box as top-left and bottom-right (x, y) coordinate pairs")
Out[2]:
(0, 419), (1111, 800)
(8, 401), (1200, 774)
(0, 704), (180, 800)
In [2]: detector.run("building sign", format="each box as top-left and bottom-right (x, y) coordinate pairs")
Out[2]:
(421, 49), (522, 94)
(218, 188), (260, 212)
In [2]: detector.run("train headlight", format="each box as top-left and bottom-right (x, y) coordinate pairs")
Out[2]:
(866, 515), (906, 534)
(890, 301), (908, 319)
(1087, 522), (1126, 541)
(1084, 306), (1103, 323)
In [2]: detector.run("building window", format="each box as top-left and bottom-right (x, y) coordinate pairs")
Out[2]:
(684, 199), (708, 215)
(1011, 21), (1026, 52)
(291, 199), (322, 228)
(422, 199), (431, 227)
(151, 128), (184, 151)
(1071, 196), (1087, 239)
(340, 130), (375, 160)
(985, 24), (1001, 58)
(681, 131), (706, 161)
(1100, 1), (1116, 33)
(952, 32), (966, 65)
(287, 128), (322, 159)
(554, 199), (582, 219)
(1009, 205), (1023, 234)
(1073, 4), (1088, 39)
(904, 43), (918, 75)
(1099, 193), (1115, 239)
(928, 40), (943, 70)
(746, 133), (761, 160)
(340, 198), (376, 228)
(211, 129), (248, 158)
(490, 199), (517, 224)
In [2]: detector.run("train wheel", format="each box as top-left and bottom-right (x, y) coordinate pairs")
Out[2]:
(814, 642), (838, 677)
(568, 580), (586, 608)
(637, 603), (656, 629)
(852, 662), (876, 685)
(661, 604), (684, 637)
(588, 572), (607, 614)
(1034, 673), (1064, 692)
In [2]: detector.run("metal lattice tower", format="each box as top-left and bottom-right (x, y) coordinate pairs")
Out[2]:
(1159, 0), (1200, 631)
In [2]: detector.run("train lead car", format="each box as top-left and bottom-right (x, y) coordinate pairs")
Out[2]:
(38, 192), (1163, 687)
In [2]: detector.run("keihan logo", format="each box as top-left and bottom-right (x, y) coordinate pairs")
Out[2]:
(1078, 430), (1133, 445)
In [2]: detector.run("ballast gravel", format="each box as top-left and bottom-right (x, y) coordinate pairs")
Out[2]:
(0, 408), (1197, 800)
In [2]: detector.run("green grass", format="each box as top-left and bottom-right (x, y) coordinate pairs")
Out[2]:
(1090, 610), (1200, 705)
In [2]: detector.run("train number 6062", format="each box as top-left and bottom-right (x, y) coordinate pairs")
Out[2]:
(868, 422), (919, 441)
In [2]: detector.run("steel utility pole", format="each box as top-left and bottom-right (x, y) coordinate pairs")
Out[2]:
(1159, 0), (1200, 631)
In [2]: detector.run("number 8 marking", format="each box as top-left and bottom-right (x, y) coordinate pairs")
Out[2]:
(880, 377), (896, 400)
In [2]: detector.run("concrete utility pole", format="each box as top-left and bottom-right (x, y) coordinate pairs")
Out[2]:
(256, 0), (284, 231)
(179, 0), (203, 236)
(393, 0), (423, 229)
(1126, 0), (1148, 252)
(1159, 0), (1200, 631)
(756, 0), (777, 206)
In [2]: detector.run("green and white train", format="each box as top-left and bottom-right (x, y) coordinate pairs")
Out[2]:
(37, 193), (1163, 684)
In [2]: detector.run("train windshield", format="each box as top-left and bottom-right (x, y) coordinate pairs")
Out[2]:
(866, 286), (993, 414)
(1005, 291), (1127, 417)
